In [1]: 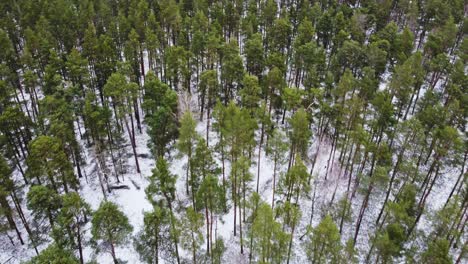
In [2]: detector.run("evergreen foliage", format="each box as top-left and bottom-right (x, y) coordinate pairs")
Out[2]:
(0, 0), (465, 263)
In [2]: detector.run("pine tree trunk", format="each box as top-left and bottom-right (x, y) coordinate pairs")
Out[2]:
(351, 149), (369, 200)
(11, 191), (38, 254)
(166, 198), (180, 264)
(353, 183), (373, 244)
(106, 124), (121, 182)
(133, 99), (142, 133)
(72, 150), (83, 179)
(206, 107), (211, 146)
(239, 192), (243, 254)
(155, 231), (159, 264)
(12, 151), (27, 184)
(376, 130), (413, 225)
(286, 221), (296, 264)
(77, 224), (84, 264)
(256, 123), (265, 193)
(205, 205), (210, 255)
(186, 155), (190, 196)
(200, 91), (205, 122)
(324, 132), (338, 181)
(124, 116), (141, 173)
(448, 198), (467, 247)
(233, 162), (237, 236)
(444, 152), (467, 208)
(272, 158), (277, 208)
(95, 153), (109, 199)
(210, 211), (214, 263)
(191, 229), (197, 264)
(7, 132), (24, 160)
(110, 242), (119, 264)
(287, 144), (295, 172)
(409, 164), (440, 236)
(0, 197), (23, 245)
(452, 211), (467, 248)
(354, 149), (379, 243)
(309, 140), (321, 184)
(455, 243), (466, 264)
(140, 46), (145, 82)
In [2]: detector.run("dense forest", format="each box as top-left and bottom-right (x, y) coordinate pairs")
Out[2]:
(0, 0), (466, 263)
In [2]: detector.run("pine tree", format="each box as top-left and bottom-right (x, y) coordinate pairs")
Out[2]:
(26, 135), (77, 193)
(181, 207), (204, 264)
(145, 157), (181, 264)
(143, 73), (179, 157)
(103, 72), (141, 173)
(305, 215), (342, 264)
(266, 129), (288, 208)
(193, 137), (224, 254)
(91, 201), (133, 264)
(53, 192), (91, 264)
(41, 94), (85, 181)
(371, 183), (416, 263)
(82, 91), (122, 192)
(0, 106), (34, 174)
(0, 156), (24, 245)
(278, 201), (302, 264)
(421, 239), (452, 264)
(239, 74), (262, 115)
(198, 70), (219, 143)
(287, 108), (311, 170)
(164, 45), (191, 91)
(27, 186), (62, 229)
(26, 244), (79, 264)
(279, 156), (310, 204)
(230, 155), (253, 253)
(177, 111), (198, 199)
(221, 41), (244, 103)
(265, 66), (286, 116)
(211, 238), (226, 264)
(65, 48), (90, 92)
(244, 33), (264, 78)
(134, 205), (172, 264)
(250, 202), (289, 263)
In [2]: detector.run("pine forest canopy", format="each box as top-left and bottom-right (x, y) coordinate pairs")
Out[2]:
(0, 0), (466, 263)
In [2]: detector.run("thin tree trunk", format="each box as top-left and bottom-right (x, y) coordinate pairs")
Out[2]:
(124, 117), (141, 173)
(444, 152), (467, 208)
(110, 242), (119, 264)
(133, 99), (142, 133)
(77, 224), (84, 264)
(376, 130), (414, 225)
(0, 198), (24, 245)
(206, 108), (211, 146)
(233, 163), (237, 236)
(309, 140), (322, 184)
(239, 191), (243, 254)
(272, 158), (277, 208)
(409, 164), (440, 237)
(286, 222), (296, 264)
(353, 183), (373, 244)
(11, 191), (38, 254)
(256, 127), (264, 193)
(205, 205), (210, 255)
(166, 199), (180, 264)
(191, 229), (197, 264)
